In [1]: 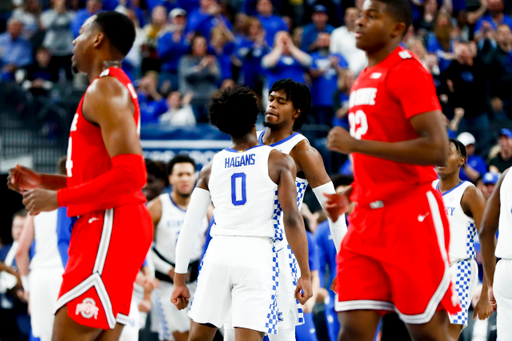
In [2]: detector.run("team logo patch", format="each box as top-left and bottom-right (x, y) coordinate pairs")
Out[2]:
(398, 51), (412, 59)
(370, 72), (382, 79)
(76, 298), (99, 319)
(277, 311), (284, 322)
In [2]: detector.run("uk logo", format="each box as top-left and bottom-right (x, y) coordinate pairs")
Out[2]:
(277, 311), (284, 322)
(76, 298), (99, 319)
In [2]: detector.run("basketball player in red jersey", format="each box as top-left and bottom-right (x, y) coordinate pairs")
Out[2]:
(324, 1), (460, 340)
(7, 11), (152, 341)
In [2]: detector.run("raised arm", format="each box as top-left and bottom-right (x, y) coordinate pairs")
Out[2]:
(291, 141), (347, 252)
(270, 150), (312, 305)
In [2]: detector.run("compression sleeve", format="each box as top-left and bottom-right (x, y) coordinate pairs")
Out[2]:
(175, 188), (211, 274)
(151, 250), (172, 275)
(57, 154), (146, 207)
(313, 182), (347, 253)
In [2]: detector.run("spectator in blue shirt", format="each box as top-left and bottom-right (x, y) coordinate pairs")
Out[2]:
(158, 8), (190, 92)
(474, 0), (512, 37)
(301, 5), (334, 52)
(0, 18), (32, 81)
(425, 12), (456, 72)
(185, 0), (232, 41)
(262, 31), (312, 87)
(295, 229), (320, 341)
(71, 0), (102, 38)
(309, 32), (348, 126)
(236, 16), (269, 91)
(257, 0), (288, 47)
(457, 132), (487, 182)
(332, 69), (355, 130)
(210, 24), (236, 82)
(137, 71), (168, 124)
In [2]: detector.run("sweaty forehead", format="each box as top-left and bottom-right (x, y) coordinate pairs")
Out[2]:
(362, 0), (387, 13)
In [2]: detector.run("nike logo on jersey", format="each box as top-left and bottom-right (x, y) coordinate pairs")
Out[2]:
(418, 213), (430, 222)
(88, 217), (100, 224)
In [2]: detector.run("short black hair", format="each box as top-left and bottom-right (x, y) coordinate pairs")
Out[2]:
(332, 174), (354, 189)
(146, 159), (170, 187)
(13, 209), (27, 219)
(268, 79), (311, 131)
(209, 86), (260, 138)
(93, 11), (135, 56)
(167, 154), (196, 176)
(57, 155), (67, 175)
(377, 0), (413, 35)
(449, 138), (467, 163)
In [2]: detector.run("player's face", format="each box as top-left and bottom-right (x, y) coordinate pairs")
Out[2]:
(355, 0), (402, 52)
(170, 162), (195, 198)
(265, 90), (299, 129)
(436, 142), (464, 177)
(142, 173), (165, 201)
(72, 16), (97, 73)
(11, 216), (25, 241)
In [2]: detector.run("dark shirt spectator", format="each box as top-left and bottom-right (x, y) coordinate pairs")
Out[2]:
(309, 32), (348, 126)
(157, 8), (190, 91)
(185, 0), (232, 40)
(489, 129), (512, 173)
(71, 0), (102, 38)
(487, 24), (512, 117)
(256, 0), (288, 47)
(178, 35), (221, 122)
(22, 47), (58, 98)
(301, 5), (334, 52)
(236, 16), (269, 91)
(0, 18), (32, 81)
(262, 31), (312, 87)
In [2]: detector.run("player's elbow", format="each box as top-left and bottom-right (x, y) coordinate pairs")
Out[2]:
(282, 211), (304, 232)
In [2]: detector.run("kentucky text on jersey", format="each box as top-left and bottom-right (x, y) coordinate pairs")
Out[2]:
(445, 207), (456, 216)
(225, 154), (256, 168)
(349, 88), (377, 108)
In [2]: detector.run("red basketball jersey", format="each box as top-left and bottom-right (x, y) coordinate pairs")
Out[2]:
(65, 67), (146, 216)
(349, 47), (441, 205)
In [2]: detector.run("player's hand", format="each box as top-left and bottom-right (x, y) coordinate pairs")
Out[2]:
(7, 164), (42, 193)
(22, 188), (59, 215)
(488, 286), (497, 309)
(171, 284), (190, 310)
(474, 294), (493, 320)
(327, 127), (356, 155)
(138, 298), (152, 313)
(295, 275), (313, 305)
(330, 275), (337, 292)
(323, 193), (350, 222)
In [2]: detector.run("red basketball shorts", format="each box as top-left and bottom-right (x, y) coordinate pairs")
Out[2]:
(55, 203), (153, 329)
(335, 186), (460, 324)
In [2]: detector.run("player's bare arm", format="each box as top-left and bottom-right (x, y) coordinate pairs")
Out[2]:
(147, 197), (162, 229)
(479, 169), (507, 308)
(290, 140), (331, 187)
(15, 215), (34, 299)
(461, 186), (493, 320)
(269, 150), (312, 305)
(172, 161), (212, 310)
(22, 76), (143, 215)
(327, 110), (448, 166)
(8, 164), (67, 193)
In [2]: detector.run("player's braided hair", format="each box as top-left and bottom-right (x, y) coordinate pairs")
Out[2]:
(268, 79), (311, 131)
(209, 86), (260, 138)
(449, 138), (467, 164)
(376, 0), (413, 37)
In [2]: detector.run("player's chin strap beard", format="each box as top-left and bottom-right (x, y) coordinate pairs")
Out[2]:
(103, 60), (123, 69)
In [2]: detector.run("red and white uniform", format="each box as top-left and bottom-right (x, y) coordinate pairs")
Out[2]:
(55, 67), (152, 330)
(335, 47), (460, 324)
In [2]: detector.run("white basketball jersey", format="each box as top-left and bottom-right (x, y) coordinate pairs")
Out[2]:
(154, 193), (208, 264)
(209, 145), (277, 238)
(496, 170), (512, 259)
(30, 210), (63, 270)
(257, 130), (309, 238)
(433, 180), (476, 264)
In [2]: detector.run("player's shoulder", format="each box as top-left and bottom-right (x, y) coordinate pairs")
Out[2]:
(290, 138), (322, 163)
(387, 49), (429, 76)
(269, 149), (295, 169)
(86, 73), (129, 100)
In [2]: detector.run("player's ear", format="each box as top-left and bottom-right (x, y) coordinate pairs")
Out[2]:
(93, 31), (105, 49)
(293, 108), (301, 120)
(391, 22), (406, 40)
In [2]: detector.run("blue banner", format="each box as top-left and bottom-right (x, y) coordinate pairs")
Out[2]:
(141, 124), (231, 170)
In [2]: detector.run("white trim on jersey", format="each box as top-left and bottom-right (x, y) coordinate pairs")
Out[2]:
(54, 272), (117, 328)
(116, 313), (129, 325)
(93, 208), (114, 275)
